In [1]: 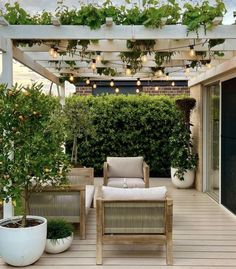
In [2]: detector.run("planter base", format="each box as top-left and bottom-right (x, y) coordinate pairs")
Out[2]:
(171, 167), (195, 189)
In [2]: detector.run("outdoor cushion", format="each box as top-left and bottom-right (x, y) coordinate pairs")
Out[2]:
(107, 177), (145, 188)
(102, 186), (167, 200)
(107, 157), (143, 178)
(85, 185), (95, 215)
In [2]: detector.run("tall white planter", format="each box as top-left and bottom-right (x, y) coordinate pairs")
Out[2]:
(0, 215), (47, 266)
(171, 167), (195, 188)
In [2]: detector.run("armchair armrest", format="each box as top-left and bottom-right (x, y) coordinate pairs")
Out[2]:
(103, 162), (109, 186)
(143, 162), (150, 188)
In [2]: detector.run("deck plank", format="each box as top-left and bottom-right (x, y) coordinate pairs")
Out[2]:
(1, 177), (236, 268)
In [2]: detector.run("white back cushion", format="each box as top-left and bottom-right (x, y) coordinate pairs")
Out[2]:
(102, 186), (167, 200)
(107, 157), (143, 178)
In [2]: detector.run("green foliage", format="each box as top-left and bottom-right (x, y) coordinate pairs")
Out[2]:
(208, 39), (225, 49)
(47, 219), (74, 240)
(154, 52), (174, 67)
(65, 94), (180, 176)
(120, 51), (143, 74)
(0, 83), (69, 226)
(97, 67), (117, 76)
(64, 96), (95, 166)
(127, 40), (156, 53)
(182, 0), (226, 35)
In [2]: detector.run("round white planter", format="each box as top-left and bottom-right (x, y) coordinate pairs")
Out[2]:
(171, 167), (195, 188)
(0, 215), (47, 267)
(45, 234), (73, 254)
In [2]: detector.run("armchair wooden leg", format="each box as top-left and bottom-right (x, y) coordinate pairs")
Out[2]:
(166, 240), (173, 265)
(96, 240), (103, 265)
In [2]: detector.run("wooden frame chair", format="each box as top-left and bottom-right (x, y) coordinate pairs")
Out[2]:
(96, 187), (173, 265)
(104, 157), (149, 188)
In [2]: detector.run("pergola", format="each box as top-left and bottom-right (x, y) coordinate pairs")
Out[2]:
(1, 9), (236, 100)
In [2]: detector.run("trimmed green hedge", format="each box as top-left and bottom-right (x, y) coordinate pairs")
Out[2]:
(65, 94), (181, 177)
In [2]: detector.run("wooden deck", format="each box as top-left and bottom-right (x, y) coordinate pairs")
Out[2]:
(1, 178), (236, 269)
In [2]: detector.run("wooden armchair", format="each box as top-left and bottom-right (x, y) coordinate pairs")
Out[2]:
(96, 186), (173, 265)
(104, 157), (149, 188)
(29, 169), (95, 240)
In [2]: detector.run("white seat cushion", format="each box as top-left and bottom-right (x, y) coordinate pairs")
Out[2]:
(85, 185), (95, 215)
(102, 186), (167, 200)
(107, 157), (143, 178)
(107, 177), (145, 188)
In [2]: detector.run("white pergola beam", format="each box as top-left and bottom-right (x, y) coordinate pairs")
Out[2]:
(0, 17), (9, 26)
(189, 57), (236, 86)
(19, 39), (236, 52)
(0, 37), (7, 52)
(0, 39), (13, 86)
(51, 17), (61, 27)
(1, 25), (236, 40)
(13, 46), (60, 85)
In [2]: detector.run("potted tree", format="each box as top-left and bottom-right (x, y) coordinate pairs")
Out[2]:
(45, 219), (74, 254)
(64, 96), (95, 180)
(169, 97), (198, 188)
(0, 83), (69, 266)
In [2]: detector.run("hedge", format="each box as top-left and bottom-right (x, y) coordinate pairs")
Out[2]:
(65, 94), (181, 177)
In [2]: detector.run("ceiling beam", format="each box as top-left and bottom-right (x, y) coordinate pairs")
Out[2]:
(13, 46), (61, 85)
(1, 25), (236, 40)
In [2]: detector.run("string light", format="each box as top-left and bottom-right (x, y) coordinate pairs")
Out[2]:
(93, 83), (97, 89)
(52, 48), (58, 59)
(86, 78), (90, 85)
(96, 51), (102, 62)
(136, 88), (140, 94)
(165, 73), (170, 80)
(69, 74), (74, 82)
(157, 68), (163, 77)
(126, 65), (131, 76)
(206, 60), (212, 69)
(115, 87), (120, 94)
(49, 46), (54, 56)
(189, 45), (196, 57)
(155, 86), (159, 91)
(171, 81), (175, 87)
(110, 79), (115, 87)
(91, 59), (96, 70)
(185, 65), (190, 75)
(136, 78), (141, 86)
(141, 55), (148, 63)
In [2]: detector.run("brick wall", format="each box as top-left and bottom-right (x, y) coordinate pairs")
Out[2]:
(75, 85), (190, 96)
(75, 86), (92, 96)
(143, 86), (190, 96)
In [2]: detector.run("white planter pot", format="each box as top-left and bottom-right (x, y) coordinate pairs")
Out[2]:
(0, 215), (47, 266)
(171, 167), (195, 188)
(45, 234), (73, 254)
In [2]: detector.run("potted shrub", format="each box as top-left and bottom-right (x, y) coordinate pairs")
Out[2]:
(0, 83), (69, 266)
(169, 97), (198, 188)
(45, 219), (74, 254)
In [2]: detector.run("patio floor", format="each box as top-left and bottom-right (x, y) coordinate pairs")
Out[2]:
(1, 178), (236, 269)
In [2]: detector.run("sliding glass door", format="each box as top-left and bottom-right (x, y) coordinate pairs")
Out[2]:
(205, 83), (220, 201)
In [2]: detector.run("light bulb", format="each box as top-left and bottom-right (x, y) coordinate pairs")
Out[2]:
(185, 65), (190, 74)
(110, 79), (114, 87)
(157, 69), (163, 77)
(126, 66), (131, 76)
(91, 59), (96, 70)
(115, 87), (119, 94)
(136, 78), (141, 86)
(49, 47), (54, 56)
(206, 61), (212, 69)
(69, 74), (74, 82)
(136, 88), (140, 93)
(93, 83), (97, 89)
(52, 49), (58, 59)
(189, 45), (195, 57)
(171, 81), (175, 87)
(165, 73), (169, 80)
(141, 55), (148, 63)
(155, 86), (159, 91)
(86, 78), (90, 85)
(96, 52), (102, 62)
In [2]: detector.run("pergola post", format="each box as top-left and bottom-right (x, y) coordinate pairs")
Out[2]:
(0, 38), (13, 86)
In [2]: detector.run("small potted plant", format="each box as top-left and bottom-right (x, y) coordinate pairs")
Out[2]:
(169, 97), (198, 188)
(45, 219), (74, 254)
(0, 83), (69, 266)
